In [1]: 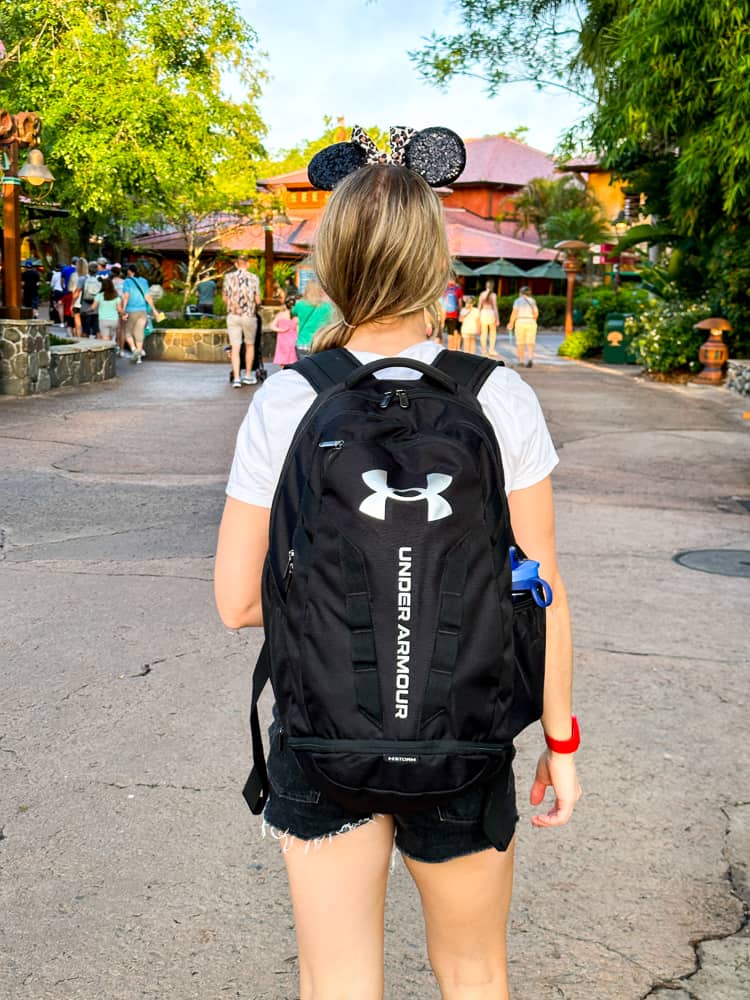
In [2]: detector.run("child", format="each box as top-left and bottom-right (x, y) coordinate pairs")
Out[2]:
(459, 294), (480, 353)
(271, 295), (299, 366)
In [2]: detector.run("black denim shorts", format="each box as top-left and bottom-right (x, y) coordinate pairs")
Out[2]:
(263, 720), (518, 863)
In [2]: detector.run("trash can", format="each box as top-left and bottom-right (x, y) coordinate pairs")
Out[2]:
(603, 312), (637, 364)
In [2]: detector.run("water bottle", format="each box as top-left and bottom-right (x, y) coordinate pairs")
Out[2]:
(509, 546), (553, 608)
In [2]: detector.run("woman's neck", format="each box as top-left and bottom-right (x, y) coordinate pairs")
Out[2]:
(345, 311), (429, 355)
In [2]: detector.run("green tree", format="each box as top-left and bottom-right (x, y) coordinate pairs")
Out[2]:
(416, 0), (750, 351)
(0, 1), (267, 255)
(507, 175), (599, 232)
(256, 117), (390, 179)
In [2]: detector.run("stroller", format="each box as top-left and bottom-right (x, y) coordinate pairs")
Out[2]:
(225, 313), (267, 383)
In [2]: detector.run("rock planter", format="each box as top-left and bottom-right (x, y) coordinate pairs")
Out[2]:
(144, 326), (276, 363)
(49, 339), (116, 388)
(0, 319), (51, 395)
(726, 359), (750, 396)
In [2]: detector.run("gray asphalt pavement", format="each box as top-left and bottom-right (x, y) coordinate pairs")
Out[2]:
(1, 349), (749, 999)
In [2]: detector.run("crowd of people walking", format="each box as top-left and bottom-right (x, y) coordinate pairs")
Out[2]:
(449, 279), (540, 368)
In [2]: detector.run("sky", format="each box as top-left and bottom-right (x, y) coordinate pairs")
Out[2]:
(237, 0), (589, 158)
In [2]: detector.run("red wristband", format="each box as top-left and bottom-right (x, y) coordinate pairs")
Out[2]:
(544, 715), (580, 754)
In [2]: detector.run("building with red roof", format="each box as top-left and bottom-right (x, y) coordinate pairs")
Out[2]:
(133, 133), (562, 293)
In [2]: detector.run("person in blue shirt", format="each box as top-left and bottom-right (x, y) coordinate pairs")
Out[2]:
(120, 264), (157, 364)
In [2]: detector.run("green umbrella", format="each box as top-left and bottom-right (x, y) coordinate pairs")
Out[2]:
(450, 259), (477, 276)
(523, 260), (567, 280)
(473, 258), (527, 278)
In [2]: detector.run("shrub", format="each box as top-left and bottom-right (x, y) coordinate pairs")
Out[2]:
(496, 294), (567, 327)
(627, 296), (714, 373)
(575, 286), (651, 336)
(558, 328), (602, 359)
(153, 316), (227, 329)
(153, 290), (184, 312)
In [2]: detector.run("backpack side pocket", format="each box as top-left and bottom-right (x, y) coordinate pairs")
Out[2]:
(509, 595), (546, 737)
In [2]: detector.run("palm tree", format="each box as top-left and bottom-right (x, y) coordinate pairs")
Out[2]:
(542, 205), (610, 248)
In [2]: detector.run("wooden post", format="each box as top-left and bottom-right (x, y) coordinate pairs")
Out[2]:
(563, 259), (577, 337)
(263, 225), (274, 304)
(1, 140), (23, 319)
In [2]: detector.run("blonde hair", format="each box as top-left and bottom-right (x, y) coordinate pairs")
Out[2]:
(302, 277), (325, 306)
(311, 164), (450, 352)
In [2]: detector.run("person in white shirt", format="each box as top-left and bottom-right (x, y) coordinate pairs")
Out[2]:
(507, 285), (540, 367)
(215, 159), (580, 1000)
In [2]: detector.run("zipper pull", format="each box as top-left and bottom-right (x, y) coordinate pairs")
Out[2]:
(379, 390), (394, 409)
(283, 549), (295, 586)
(396, 389), (409, 408)
(277, 727), (288, 751)
(319, 439), (344, 449)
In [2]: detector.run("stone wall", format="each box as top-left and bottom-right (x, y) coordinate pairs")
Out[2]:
(726, 359), (750, 397)
(49, 340), (116, 388)
(0, 319), (51, 395)
(0, 320), (116, 395)
(144, 327), (276, 363)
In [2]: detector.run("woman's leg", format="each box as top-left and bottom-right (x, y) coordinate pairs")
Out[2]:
(404, 840), (515, 1000)
(479, 322), (488, 356)
(283, 815), (395, 1000)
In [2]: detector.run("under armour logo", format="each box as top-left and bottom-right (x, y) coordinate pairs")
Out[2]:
(359, 470), (453, 522)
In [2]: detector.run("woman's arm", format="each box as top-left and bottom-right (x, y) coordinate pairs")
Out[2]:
(214, 497), (270, 629)
(507, 476), (581, 827)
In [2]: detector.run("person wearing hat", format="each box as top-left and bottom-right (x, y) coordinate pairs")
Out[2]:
(507, 285), (539, 368)
(21, 260), (41, 317)
(221, 254), (261, 388)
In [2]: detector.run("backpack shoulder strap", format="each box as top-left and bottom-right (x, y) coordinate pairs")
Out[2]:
(287, 347), (361, 393)
(432, 349), (504, 396)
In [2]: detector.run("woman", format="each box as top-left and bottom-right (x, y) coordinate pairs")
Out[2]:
(478, 279), (500, 357)
(91, 277), (123, 343)
(507, 285), (540, 368)
(120, 263), (157, 364)
(71, 257), (88, 338)
(215, 161), (580, 1000)
(291, 278), (333, 358)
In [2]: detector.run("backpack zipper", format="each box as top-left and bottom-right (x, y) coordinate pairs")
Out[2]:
(379, 389), (410, 409)
(283, 549), (295, 589)
(287, 736), (511, 756)
(318, 439), (345, 449)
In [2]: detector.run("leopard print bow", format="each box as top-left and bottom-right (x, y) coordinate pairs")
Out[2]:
(350, 125), (417, 166)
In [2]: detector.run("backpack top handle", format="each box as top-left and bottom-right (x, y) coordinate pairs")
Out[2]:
(344, 356), (459, 393)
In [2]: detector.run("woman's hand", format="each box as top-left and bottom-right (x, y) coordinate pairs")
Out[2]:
(530, 751), (581, 828)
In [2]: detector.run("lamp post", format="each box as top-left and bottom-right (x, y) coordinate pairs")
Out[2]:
(554, 239), (588, 337)
(0, 111), (54, 319)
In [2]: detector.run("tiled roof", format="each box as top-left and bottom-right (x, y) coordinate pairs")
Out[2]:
(458, 135), (558, 187)
(561, 153), (602, 172)
(133, 207), (553, 263)
(258, 167), (310, 188)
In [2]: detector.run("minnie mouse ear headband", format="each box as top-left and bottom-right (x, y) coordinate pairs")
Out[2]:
(308, 125), (466, 191)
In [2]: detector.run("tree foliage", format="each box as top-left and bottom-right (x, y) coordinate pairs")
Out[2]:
(0, 1), (267, 251)
(507, 176), (609, 248)
(417, 0), (750, 351)
(411, 1), (592, 101)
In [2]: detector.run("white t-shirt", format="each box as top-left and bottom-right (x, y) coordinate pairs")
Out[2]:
(226, 341), (558, 507)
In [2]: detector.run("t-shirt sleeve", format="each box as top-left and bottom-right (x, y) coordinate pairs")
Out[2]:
(478, 370), (559, 493)
(225, 370), (317, 507)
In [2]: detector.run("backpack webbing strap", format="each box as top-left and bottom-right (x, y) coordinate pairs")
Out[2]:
(242, 642), (271, 815)
(340, 536), (383, 726)
(432, 350), (503, 396)
(288, 347), (361, 394)
(421, 544), (468, 728)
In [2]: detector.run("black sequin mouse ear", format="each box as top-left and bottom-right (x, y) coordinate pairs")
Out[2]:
(404, 127), (466, 187)
(307, 142), (367, 191)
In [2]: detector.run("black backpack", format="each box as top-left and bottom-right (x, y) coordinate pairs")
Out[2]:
(243, 349), (546, 842)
